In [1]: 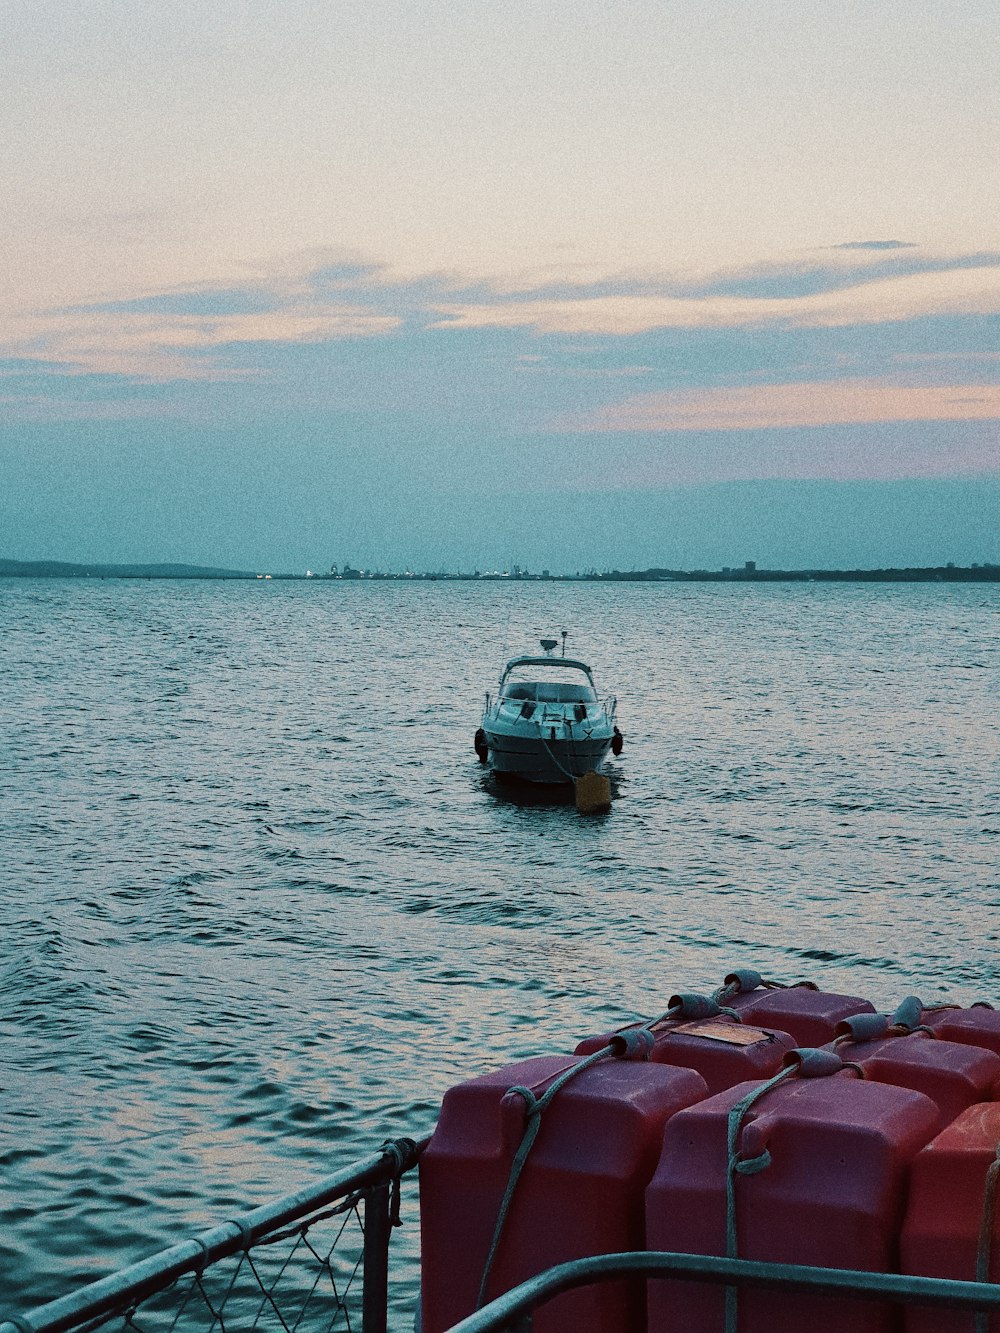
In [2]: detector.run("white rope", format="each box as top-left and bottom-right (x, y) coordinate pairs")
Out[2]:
(540, 736), (581, 781)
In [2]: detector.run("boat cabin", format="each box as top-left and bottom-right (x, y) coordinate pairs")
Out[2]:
(498, 657), (599, 705)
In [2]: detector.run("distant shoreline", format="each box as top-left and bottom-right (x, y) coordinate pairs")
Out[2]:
(2, 558), (998, 583)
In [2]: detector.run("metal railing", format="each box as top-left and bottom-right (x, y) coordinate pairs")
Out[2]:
(12, 1155), (1000, 1333)
(445, 1250), (1000, 1332)
(0, 1137), (427, 1333)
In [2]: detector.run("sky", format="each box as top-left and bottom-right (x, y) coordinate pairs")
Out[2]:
(2, 0), (998, 572)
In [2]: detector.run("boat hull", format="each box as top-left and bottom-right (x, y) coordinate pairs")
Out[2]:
(478, 645), (620, 785)
(483, 728), (613, 784)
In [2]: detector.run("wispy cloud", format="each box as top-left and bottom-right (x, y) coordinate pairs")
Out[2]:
(3, 244), (999, 411)
(433, 262), (1000, 335)
(560, 378), (1000, 433)
(677, 250), (1000, 302)
(834, 240), (918, 252)
(4, 307), (400, 382)
(426, 247), (1000, 305)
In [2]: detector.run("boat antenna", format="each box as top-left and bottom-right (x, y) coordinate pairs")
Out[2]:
(561, 629), (568, 658)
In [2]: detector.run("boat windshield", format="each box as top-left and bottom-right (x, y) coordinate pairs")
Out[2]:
(502, 666), (597, 704)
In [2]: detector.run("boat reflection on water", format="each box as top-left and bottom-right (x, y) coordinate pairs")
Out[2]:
(477, 765), (623, 808)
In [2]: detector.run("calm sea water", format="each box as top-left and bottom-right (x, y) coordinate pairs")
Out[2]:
(1, 576), (998, 1314)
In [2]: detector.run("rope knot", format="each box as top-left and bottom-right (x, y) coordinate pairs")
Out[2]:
(734, 1148), (772, 1176)
(501, 1085), (541, 1118)
(380, 1136), (420, 1176)
(380, 1137), (420, 1228)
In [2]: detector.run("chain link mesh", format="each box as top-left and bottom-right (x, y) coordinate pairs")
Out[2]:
(1, 1143), (428, 1333)
(71, 1194), (369, 1333)
(1, 1141), (429, 1333)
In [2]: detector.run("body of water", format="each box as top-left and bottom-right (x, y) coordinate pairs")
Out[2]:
(1, 577), (997, 1313)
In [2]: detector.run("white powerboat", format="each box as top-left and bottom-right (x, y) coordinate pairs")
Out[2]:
(475, 636), (622, 784)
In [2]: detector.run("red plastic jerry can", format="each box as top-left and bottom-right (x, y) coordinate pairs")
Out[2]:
(837, 1032), (1000, 1136)
(420, 1052), (708, 1333)
(722, 979), (875, 1046)
(901, 1102), (1000, 1333)
(646, 1066), (940, 1333)
(925, 1005), (1000, 1058)
(575, 1015), (796, 1095)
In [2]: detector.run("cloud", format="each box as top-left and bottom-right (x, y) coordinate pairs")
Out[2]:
(3, 244), (1000, 405)
(77, 289), (284, 318)
(2, 252), (467, 381)
(0, 356), (68, 377)
(560, 378), (1000, 433)
(834, 240), (918, 252)
(680, 250), (1000, 302)
(427, 248), (1000, 305)
(433, 262), (1000, 335)
(3, 307), (400, 383)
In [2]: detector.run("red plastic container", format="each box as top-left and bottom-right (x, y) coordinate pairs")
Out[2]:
(837, 1033), (1000, 1135)
(925, 1005), (1000, 1058)
(420, 1053), (708, 1333)
(575, 1016), (797, 1095)
(901, 1102), (1000, 1332)
(646, 1071), (940, 1333)
(725, 984), (875, 1046)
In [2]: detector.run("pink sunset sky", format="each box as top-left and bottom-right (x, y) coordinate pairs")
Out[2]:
(1, 1), (997, 569)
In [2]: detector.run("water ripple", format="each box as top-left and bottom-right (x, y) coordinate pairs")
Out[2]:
(1, 577), (997, 1307)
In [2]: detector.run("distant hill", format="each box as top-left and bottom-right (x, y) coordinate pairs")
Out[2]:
(0, 559), (255, 579)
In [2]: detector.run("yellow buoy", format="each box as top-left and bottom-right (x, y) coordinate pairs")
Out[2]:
(575, 769), (612, 813)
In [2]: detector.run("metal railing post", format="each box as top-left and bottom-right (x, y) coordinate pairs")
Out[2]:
(361, 1182), (392, 1333)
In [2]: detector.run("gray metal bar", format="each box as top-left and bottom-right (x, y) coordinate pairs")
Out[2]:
(0, 1136), (429, 1333)
(443, 1250), (1000, 1333)
(361, 1182), (391, 1333)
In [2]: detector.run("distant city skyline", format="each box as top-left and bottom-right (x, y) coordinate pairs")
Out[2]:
(1, 3), (998, 570)
(4, 546), (999, 584)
